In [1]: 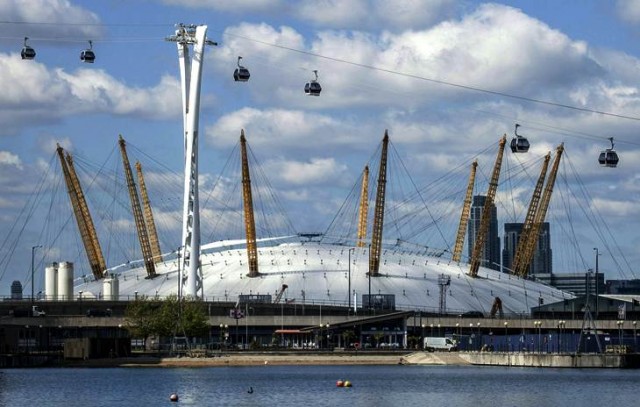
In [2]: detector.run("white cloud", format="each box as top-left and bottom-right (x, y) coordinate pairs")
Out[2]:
(0, 151), (22, 169)
(265, 157), (348, 185)
(159, 0), (281, 12)
(0, 0), (103, 41)
(0, 55), (182, 135)
(205, 107), (366, 150)
(212, 5), (611, 112)
(295, 0), (455, 30)
(616, 0), (640, 23)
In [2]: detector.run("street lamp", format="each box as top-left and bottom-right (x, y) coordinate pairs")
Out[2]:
(504, 321), (509, 352)
(348, 248), (354, 309)
(534, 321), (542, 354)
(557, 320), (566, 353)
(421, 324), (425, 349)
(633, 321), (637, 350)
(616, 320), (624, 352)
(593, 248), (600, 319)
(31, 245), (42, 303)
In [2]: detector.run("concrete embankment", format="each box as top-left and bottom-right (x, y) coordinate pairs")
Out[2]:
(403, 351), (640, 368)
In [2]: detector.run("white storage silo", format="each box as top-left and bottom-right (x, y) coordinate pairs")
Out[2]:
(102, 274), (119, 301)
(57, 261), (74, 301)
(45, 262), (58, 301)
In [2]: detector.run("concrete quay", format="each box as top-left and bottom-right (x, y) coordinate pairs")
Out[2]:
(404, 351), (640, 368)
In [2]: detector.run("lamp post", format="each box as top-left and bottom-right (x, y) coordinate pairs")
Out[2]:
(348, 248), (354, 309)
(31, 245), (42, 303)
(504, 321), (509, 352)
(421, 324), (425, 349)
(633, 321), (637, 350)
(616, 320), (624, 352)
(557, 320), (566, 353)
(534, 321), (542, 354)
(593, 248), (600, 319)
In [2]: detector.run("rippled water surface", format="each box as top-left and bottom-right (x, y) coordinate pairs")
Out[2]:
(1, 364), (638, 406)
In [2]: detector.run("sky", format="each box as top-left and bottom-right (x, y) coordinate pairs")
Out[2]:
(0, 0), (639, 296)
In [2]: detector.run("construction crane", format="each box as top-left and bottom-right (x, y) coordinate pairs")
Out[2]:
(56, 144), (106, 280)
(369, 131), (389, 277)
(511, 152), (550, 275)
(452, 160), (477, 262)
(515, 144), (564, 277)
(136, 161), (162, 263)
(469, 136), (506, 277)
(356, 166), (369, 248)
(119, 136), (156, 278)
(240, 130), (259, 277)
(273, 284), (288, 304)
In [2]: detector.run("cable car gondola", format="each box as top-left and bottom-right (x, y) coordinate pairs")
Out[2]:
(598, 137), (619, 168)
(510, 123), (530, 153)
(80, 40), (95, 63)
(304, 70), (322, 96)
(21, 37), (36, 60)
(233, 56), (250, 82)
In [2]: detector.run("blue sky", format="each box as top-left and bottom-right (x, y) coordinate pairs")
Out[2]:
(1, 0), (639, 296)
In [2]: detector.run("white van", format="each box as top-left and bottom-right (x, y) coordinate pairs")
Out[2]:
(424, 337), (457, 352)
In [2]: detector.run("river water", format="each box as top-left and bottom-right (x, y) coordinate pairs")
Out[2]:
(0, 365), (638, 406)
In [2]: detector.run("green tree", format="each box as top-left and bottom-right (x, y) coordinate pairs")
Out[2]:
(125, 295), (209, 343)
(125, 296), (159, 347)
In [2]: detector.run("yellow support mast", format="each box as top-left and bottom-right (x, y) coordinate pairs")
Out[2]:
(136, 161), (163, 264)
(56, 144), (106, 280)
(511, 152), (551, 275)
(369, 131), (389, 278)
(469, 136), (506, 277)
(515, 144), (564, 278)
(118, 136), (156, 278)
(356, 166), (369, 248)
(452, 160), (477, 262)
(240, 130), (259, 278)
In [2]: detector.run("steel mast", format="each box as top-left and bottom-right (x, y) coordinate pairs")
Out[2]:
(56, 144), (106, 280)
(511, 152), (550, 276)
(369, 131), (389, 278)
(136, 161), (163, 264)
(356, 166), (369, 248)
(515, 144), (564, 278)
(240, 130), (259, 278)
(452, 160), (477, 262)
(118, 136), (156, 278)
(166, 24), (216, 298)
(469, 136), (506, 277)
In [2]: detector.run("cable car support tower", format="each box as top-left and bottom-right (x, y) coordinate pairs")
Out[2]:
(166, 24), (217, 298)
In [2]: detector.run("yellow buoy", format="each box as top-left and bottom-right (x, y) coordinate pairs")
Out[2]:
(344, 380), (352, 387)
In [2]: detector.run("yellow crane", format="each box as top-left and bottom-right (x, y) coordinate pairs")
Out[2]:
(469, 136), (506, 277)
(369, 131), (389, 277)
(118, 136), (156, 278)
(515, 144), (564, 277)
(240, 130), (259, 278)
(136, 161), (163, 263)
(356, 166), (369, 248)
(511, 152), (550, 275)
(56, 144), (106, 280)
(452, 160), (477, 262)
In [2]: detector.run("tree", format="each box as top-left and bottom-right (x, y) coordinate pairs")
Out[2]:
(125, 295), (209, 345)
(125, 296), (159, 347)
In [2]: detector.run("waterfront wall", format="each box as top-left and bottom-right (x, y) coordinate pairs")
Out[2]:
(461, 352), (640, 368)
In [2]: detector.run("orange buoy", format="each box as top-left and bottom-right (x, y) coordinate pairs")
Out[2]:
(170, 393), (179, 402)
(344, 380), (352, 387)
(336, 380), (344, 387)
